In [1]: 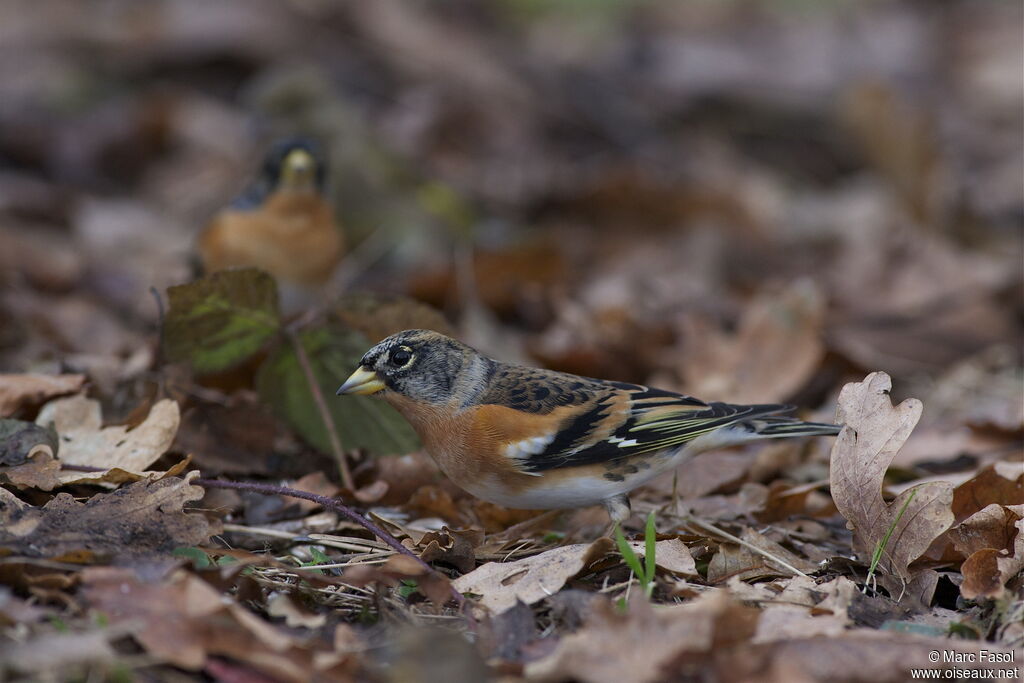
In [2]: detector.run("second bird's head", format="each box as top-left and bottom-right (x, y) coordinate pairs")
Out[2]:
(336, 330), (473, 405)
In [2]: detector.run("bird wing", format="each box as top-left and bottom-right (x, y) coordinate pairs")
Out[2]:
(475, 365), (797, 473)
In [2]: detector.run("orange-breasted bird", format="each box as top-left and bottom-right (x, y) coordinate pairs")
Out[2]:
(198, 139), (343, 295)
(337, 330), (841, 524)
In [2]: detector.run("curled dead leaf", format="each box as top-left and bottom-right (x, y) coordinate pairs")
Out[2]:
(35, 394), (180, 486)
(960, 511), (1024, 601)
(830, 372), (953, 604)
(0, 373), (85, 417)
(418, 527), (485, 573)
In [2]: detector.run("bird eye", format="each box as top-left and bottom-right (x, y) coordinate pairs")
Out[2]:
(389, 348), (412, 367)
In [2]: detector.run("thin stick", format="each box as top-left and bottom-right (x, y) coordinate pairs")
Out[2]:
(284, 327), (355, 490)
(685, 515), (811, 579)
(195, 478), (413, 562)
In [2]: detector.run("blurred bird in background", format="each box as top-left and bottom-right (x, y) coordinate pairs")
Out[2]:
(198, 138), (344, 309)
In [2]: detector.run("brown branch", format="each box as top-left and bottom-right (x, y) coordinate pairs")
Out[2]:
(284, 327), (355, 490)
(193, 478), (412, 559)
(194, 477), (468, 613)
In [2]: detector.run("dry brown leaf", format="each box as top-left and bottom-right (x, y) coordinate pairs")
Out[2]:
(266, 593), (327, 629)
(35, 395), (180, 481)
(624, 538), (698, 576)
(961, 510), (1024, 601)
(951, 462), (1024, 523)
(287, 471), (340, 513)
(678, 281), (824, 403)
(453, 539), (613, 614)
(707, 528), (815, 584)
(35, 395), (180, 486)
(830, 372), (953, 602)
(82, 567), (354, 682)
(0, 373), (85, 417)
(525, 590), (759, 683)
(0, 452), (62, 490)
(418, 526), (485, 573)
(331, 292), (455, 343)
(735, 630), (1022, 683)
(752, 576), (857, 642)
(949, 504), (1023, 559)
(0, 471), (215, 562)
(342, 554), (453, 607)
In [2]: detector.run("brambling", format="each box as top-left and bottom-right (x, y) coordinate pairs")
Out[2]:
(198, 138), (343, 292)
(337, 330), (841, 524)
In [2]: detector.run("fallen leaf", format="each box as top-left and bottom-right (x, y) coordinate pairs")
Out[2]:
(82, 567), (351, 682)
(287, 471), (340, 513)
(734, 630), (1021, 683)
(0, 472), (215, 562)
(332, 292), (455, 343)
(0, 373), (85, 417)
(707, 528), (815, 583)
(385, 625), (491, 683)
(418, 527), (484, 573)
(453, 539), (613, 614)
(677, 281), (824, 403)
(960, 510), (1024, 601)
(525, 590), (758, 683)
(256, 322), (420, 457)
(35, 394), (180, 485)
(948, 504), (1022, 559)
(830, 372), (953, 604)
(164, 267), (281, 375)
(342, 553), (453, 607)
(623, 538), (698, 577)
(951, 462), (1024, 523)
(0, 452), (62, 490)
(749, 576), (857, 642)
(267, 593), (327, 629)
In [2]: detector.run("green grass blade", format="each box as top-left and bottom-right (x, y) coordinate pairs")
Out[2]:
(614, 524), (645, 579)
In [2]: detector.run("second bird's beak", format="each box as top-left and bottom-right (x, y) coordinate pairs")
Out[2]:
(336, 367), (385, 396)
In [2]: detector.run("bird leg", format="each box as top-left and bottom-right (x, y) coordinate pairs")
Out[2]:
(602, 493), (632, 536)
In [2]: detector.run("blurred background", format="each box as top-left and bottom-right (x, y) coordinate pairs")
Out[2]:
(0, 0), (1021, 438)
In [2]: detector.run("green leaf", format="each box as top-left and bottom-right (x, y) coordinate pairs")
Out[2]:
(308, 547), (331, 565)
(172, 546), (211, 569)
(0, 419), (58, 465)
(164, 268), (281, 374)
(256, 321), (420, 457)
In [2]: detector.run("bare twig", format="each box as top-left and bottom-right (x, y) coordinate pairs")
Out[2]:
(193, 477), (470, 615)
(284, 327), (355, 490)
(195, 478), (410, 559)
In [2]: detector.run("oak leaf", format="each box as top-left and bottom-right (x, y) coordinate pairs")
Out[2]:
(829, 372), (953, 603)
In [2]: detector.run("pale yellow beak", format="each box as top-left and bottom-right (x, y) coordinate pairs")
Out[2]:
(336, 367), (385, 396)
(281, 149), (316, 190)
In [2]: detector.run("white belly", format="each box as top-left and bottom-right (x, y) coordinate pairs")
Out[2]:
(461, 452), (685, 510)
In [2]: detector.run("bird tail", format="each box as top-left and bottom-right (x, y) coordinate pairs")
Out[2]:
(748, 415), (843, 438)
(678, 403), (841, 456)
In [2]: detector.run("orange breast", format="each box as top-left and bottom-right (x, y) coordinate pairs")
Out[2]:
(199, 193), (343, 287)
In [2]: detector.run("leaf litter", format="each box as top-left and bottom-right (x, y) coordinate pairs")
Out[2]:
(0, 1), (1022, 681)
